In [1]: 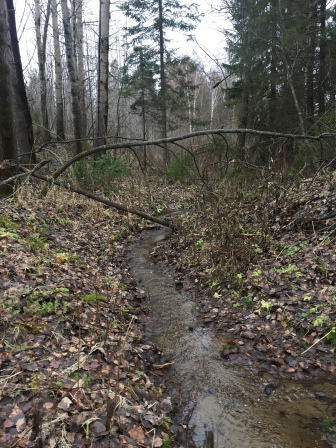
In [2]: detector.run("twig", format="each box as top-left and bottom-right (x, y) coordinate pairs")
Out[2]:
(0, 160), (50, 187)
(301, 328), (335, 355)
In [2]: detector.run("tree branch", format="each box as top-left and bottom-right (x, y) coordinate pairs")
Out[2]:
(19, 166), (171, 228)
(50, 128), (336, 180)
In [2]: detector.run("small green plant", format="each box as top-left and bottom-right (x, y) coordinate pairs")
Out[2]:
(58, 217), (73, 226)
(11, 389), (22, 398)
(162, 436), (171, 448)
(83, 375), (92, 386)
(74, 155), (131, 193)
(102, 275), (114, 288)
(80, 294), (107, 302)
(274, 264), (300, 275)
(82, 418), (97, 438)
(166, 153), (195, 182)
(313, 316), (325, 327)
(196, 238), (205, 250)
(28, 299), (64, 316)
(260, 299), (272, 312)
(28, 235), (47, 251)
(310, 306), (319, 314)
(236, 273), (243, 280)
(321, 416), (336, 433)
(0, 215), (19, 230)
(0, 228), (19, 239)
(276, 242), (308, 257)
(252, 269), (262, 277)
(128, 385), (137, 396)
(326, 327), (336, 347)
(243, 296), (253, 309)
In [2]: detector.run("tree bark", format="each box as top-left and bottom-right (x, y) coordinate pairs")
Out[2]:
(34, 0), (50, 140)
(0, 0), (33, 175)
(95, 0), (110, 151)
(306, 1), (318, 126)
(158, 0), (169, 169)
(75, 0), (87, 137)
(51, 0), (64, 140)
(318, 0), (326, 117)
(278, 0), (305, 134)
(60, 0), (82, 153)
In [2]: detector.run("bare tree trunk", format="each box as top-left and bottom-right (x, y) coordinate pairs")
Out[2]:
(60, 0), (82, 153)
(0, 0), (34, 188)
(238, 80), (249, 161)
(34, 0), (51, 141)
(270, 7), (277, 131)
(158, 0), (169, 169)
(75, 0), (87, 137)
(278, 0), (305, 134)
(306, 1), (317, 127)
(318, 0), (326, 117)
(95, 0), (110, 152)
(51, 0), (64, 140)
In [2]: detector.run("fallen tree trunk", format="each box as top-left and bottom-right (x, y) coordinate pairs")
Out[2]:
(19, 166), (171, 228)
(36, 128), (336, 180)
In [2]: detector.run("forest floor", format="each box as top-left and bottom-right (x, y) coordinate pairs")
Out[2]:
(0, 170), (336, 447)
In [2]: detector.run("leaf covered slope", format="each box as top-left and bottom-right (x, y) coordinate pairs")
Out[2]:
(0, 190), (172, 448)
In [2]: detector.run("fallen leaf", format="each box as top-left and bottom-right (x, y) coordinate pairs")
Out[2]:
(16, 416), (26, 432)
(128, 425), (145, 444)
(58, 397), (72, 411)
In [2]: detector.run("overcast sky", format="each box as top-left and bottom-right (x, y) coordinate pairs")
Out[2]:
(13, 0), (226, 72)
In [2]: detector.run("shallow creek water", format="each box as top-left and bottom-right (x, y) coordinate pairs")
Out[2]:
(129, 227), (336, 448)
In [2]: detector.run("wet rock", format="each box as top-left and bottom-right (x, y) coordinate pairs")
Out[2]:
(241, 331), (255, 340)
(264, 381), (280, 397)
(285, 355), (299, 368)
(161, 398), (173, 413)
(326, 430), (336, 447)
(315, 391), (327, 400)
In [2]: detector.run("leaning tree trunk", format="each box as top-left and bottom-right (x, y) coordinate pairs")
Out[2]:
(0, 0), (34, 192)
(95, 0), (110, 152)
(60, 0), (82, 154)
(51, 0), (64, 140)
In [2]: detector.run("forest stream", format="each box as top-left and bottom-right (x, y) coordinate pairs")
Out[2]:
(129, 226), (336, 448)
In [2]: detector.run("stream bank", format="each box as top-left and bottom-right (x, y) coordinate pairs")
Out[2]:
(129, 226), (336, 448)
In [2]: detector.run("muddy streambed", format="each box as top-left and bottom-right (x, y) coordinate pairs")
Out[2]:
(129, 227), (336, 448)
